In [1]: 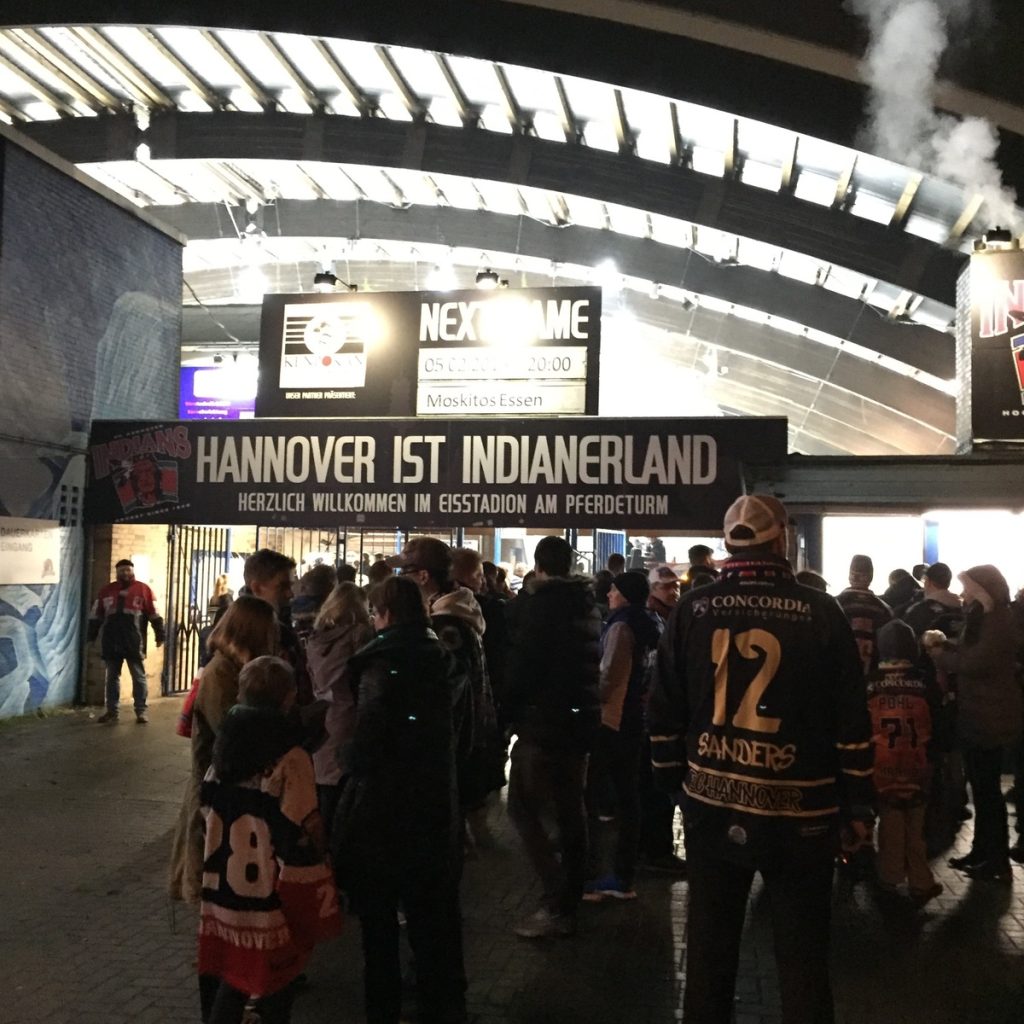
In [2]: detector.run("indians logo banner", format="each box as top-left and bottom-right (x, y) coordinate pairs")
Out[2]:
(970, 248), (1024, 441)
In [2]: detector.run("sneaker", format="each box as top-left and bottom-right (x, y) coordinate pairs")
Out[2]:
(643, 853), (688, 876)
(135, 711), (149, 724)
(97, 710), (118, 724)
(513, 908), (576, 939)
(909, 882), (943, 907)
(582, 874), (638, 902)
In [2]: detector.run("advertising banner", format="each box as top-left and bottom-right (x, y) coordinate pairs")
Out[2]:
(0, 517), (61, 584)
(179, 366), (256, 420)
(255, 287), (601, 419)
(85, 417), (787, 531)
(969, 248), (1024, 441)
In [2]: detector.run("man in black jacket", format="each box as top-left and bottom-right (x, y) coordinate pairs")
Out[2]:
(504, 535), (601, 938)
(649, 495), (873, 1023)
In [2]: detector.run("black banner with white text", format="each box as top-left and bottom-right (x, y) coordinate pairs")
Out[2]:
(85, 417), (788, 531)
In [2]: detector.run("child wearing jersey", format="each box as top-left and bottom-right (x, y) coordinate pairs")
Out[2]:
(867, 621), (942, 905)
(197, 656), (340, 1024)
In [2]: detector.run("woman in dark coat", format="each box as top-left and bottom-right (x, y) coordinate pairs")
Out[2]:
(332, 575), (466, 1024)
(932, 564), (1022, 881)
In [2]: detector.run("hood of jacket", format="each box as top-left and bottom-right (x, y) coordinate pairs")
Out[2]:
(431, 585), (485, 636)
(307, 619), (370, 660)
(527, 573), (594, 603)
(926, 588), (962, 610)
(960, 564), (1010, 608)
(212, 705), (303, 785)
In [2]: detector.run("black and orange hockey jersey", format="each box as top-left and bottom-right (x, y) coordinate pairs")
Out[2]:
(866, 660), (936, 802)
(649, 555), (873, 846)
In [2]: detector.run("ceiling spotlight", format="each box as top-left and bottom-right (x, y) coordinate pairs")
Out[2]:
(426, 263), (458, 291)
(475, 268), (500, 289)
(314, 270), (339, 292)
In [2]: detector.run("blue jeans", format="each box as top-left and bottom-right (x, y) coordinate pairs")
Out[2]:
(104, 658), (148, 714)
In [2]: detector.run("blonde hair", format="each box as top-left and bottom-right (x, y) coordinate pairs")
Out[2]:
(315, 580), (370, 631)
(211, 573), (231, 601)
(207, 595), (278, 665)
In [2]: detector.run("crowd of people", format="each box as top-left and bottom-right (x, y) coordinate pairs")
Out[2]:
(84, 507), (1024, 1024)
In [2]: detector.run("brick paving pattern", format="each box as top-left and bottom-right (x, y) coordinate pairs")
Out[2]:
(1, 699), (1022, 1023)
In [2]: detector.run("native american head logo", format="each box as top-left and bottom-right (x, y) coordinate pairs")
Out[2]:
(112, 456), (180, 513)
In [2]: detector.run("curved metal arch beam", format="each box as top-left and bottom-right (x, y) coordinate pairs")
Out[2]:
(158, 197), (953, 378)
(22, 111), (965, 305)
(7, 3), (1024, 197)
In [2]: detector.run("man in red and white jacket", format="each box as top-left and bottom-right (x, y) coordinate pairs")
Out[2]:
(87, 558), (165, 724)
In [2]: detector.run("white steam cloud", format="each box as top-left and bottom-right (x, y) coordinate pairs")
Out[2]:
(849, 0), (1020, 230)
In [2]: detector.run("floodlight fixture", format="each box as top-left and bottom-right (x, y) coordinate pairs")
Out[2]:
(314, 271), (359, 293)
(475, 268), (500, 289)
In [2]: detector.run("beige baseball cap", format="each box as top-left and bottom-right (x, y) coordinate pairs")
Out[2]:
(722, 494), (788, 548)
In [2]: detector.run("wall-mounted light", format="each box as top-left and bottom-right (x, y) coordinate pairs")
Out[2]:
(475, 268), (501, 289)
(313, 270), (358, 293)
(314, 270), (339, 292)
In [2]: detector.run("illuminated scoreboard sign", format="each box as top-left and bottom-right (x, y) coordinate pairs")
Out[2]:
(256, 287), (600, 418)
(418, 347), (586, 414)
(415, 291), (597, 416)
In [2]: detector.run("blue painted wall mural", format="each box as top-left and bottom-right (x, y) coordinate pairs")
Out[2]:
(0, 135), (182, 716)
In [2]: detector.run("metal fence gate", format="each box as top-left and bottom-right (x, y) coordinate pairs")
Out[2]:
(163, 525), (233, 695)
(162, 524), (462, 694)
(256, 527), (343, 570)
(254, 527), (456, 576)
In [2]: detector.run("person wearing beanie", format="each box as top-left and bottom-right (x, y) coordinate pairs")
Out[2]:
(583, 571), (661, 901)
(649, 494), (872, 1023)
(882, 568), (922, 620)
(930, 564), (1021, 882)
(867, 621), (943, 905)
(836, 553), (893, 676)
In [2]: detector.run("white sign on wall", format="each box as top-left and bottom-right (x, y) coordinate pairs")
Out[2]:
(0, 517), (61, 585)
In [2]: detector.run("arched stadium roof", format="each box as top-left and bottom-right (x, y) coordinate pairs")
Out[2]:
(2, 3), (1020, 454)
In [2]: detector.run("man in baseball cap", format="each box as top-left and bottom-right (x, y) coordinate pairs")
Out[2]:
(647, 565), (681, 623)
(647, 494), (871, 1022)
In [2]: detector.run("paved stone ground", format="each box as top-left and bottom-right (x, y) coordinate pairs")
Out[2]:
(1, 699), (1023, 1023)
